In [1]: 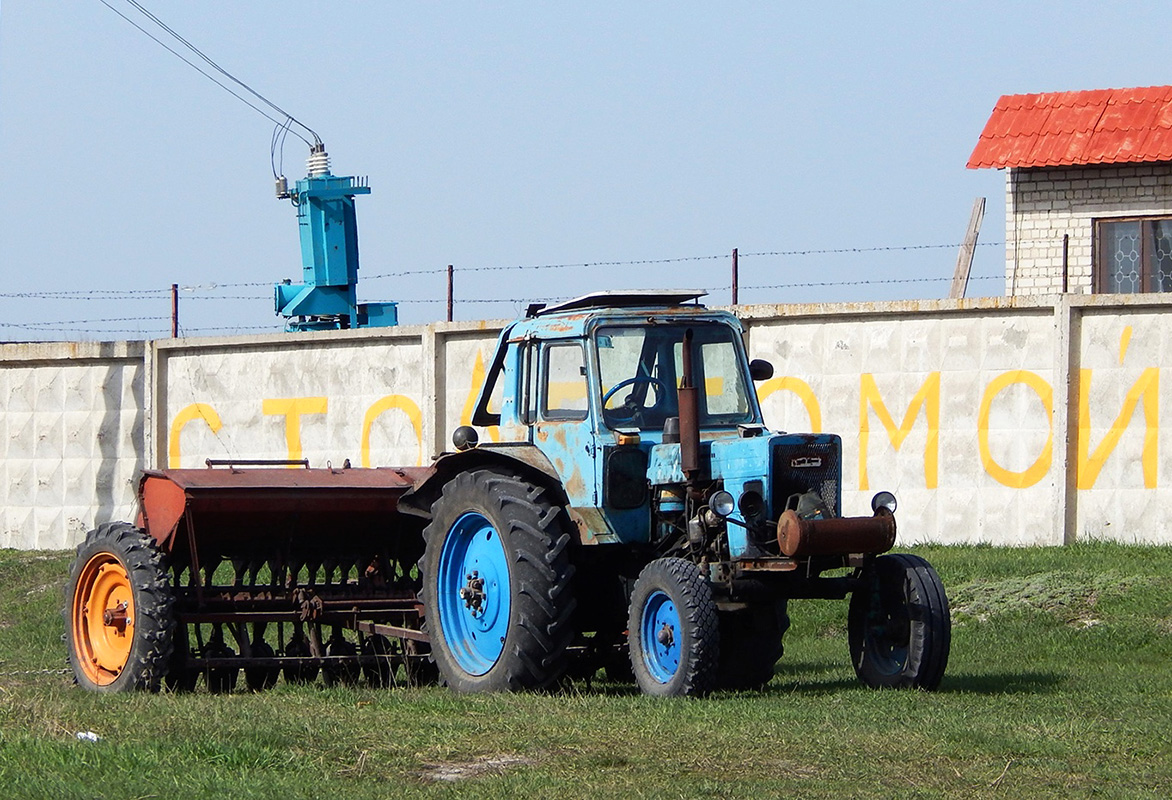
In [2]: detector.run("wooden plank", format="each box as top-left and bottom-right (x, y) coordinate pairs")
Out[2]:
(950, 197), (986, 299)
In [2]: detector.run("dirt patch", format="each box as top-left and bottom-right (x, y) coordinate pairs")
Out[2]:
(950, 570), (1146, 626)
(418, 754), (532, 783)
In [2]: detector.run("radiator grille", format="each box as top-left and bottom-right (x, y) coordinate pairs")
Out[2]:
(771, 440), (840, 517)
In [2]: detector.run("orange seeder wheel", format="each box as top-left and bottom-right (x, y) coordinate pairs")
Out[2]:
(71, 552), (137, 686)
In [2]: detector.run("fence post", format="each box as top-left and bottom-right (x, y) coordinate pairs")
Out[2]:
(446, 265), (454, 322)
(731, 248), (739, 305)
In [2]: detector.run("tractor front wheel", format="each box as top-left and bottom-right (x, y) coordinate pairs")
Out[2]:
(627, 558), (719, 697)
(421, 469), (576, 692)
(65, 522), (174, 692)
(848, 553), (950, 690)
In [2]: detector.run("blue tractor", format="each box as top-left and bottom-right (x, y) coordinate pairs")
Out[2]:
(403, 290), (951, 696)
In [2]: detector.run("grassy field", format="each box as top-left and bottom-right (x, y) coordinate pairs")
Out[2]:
(0, 543), (1169, 799)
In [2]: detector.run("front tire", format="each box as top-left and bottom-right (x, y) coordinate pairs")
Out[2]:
(627, 558), (719, 697)
(848, 553), (950, 690)
(421, 469), (576, 692)
(65, 522), (174, 692)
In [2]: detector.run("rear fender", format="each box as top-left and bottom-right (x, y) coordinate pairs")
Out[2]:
(398, 445), (571, 523)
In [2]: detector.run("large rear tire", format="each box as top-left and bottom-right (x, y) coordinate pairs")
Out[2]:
(848, 553), (950, 690)
(421, 469), (576, 693)
(627, 558), (719, 697)
(65, 522), (174, 692)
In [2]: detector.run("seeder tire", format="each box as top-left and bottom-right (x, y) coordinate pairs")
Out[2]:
(421, 469), (576, 693)
(627, 558), (719, 697)
(848, 553), (950, 690)
(65, 522), (174, 693)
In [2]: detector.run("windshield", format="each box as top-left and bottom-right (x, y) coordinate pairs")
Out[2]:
(595, 323), (755, 430)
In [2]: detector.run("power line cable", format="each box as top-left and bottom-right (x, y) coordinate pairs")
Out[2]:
(96, 0), (317, 149)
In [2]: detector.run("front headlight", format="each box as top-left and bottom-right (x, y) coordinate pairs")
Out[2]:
(870, 491), (897, 515)
(708, 490), (736, 518)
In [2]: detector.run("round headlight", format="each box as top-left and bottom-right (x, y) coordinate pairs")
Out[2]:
(738, 490), (765, 520)
(709, 490), (736, 518)
(871, 491), (897, 515)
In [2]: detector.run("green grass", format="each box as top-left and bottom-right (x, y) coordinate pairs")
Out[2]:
(1, 544), (1170, 798)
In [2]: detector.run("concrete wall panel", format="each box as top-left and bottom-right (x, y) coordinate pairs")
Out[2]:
(0, 342), (144, 549)
(747, 306), (1058, 545)
(439, 330), (505, 447)
(161, 334), (427, 470)
(5, 297), (1172, 549)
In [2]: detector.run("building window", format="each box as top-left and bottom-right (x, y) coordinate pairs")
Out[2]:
(1096, 217), (1172, 293)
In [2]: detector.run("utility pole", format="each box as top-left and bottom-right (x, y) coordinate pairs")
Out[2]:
(949, 198), (985, 299)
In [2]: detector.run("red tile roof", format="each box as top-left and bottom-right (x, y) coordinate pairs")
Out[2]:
(967, 85), (1172, 169)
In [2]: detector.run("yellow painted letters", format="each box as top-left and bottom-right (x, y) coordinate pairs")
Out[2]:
(757, 376), (822, 433)
(361, 395), (424, 467)
(859, 373), (940, 490)
(1077, 367), (1159, 489)
(262, 397), (328, 465)
(168, 403), (223, 468)
(977, 371), (1052, 488)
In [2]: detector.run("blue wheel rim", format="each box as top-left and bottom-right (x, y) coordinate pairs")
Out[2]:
(640, 589), (681, 683)
(437, 512), (511, 675)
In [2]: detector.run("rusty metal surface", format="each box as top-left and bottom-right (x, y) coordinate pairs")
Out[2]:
(776, 510), (896, 557)
(678, 329), (701, 482)
(355, 620), (430, 643)
(733, 557), (798, 573)
(143, 465), (433, 492)
(137, 466), (435, 557)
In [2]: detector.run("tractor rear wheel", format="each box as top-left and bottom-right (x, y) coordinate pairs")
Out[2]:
(627, 558), (719, 697)
(65, 522), (174, 692)
(421, 469), (576, 692)
(848, 553), (950, 690)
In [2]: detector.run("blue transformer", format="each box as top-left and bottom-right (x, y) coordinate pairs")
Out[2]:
(274, 145), (398, 331)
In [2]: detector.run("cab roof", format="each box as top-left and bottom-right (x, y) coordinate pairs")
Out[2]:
(529, 290), (707, 317)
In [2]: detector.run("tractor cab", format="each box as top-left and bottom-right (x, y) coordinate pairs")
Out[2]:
(461, 291), (829, 553)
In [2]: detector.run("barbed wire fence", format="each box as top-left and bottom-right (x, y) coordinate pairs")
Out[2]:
(0, 241), (1004, 341)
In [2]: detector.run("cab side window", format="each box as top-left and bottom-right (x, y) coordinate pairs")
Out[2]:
(542, 343), (588, 421)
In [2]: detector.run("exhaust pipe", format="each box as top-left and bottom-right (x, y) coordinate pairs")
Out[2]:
(678, 328), (702, 484)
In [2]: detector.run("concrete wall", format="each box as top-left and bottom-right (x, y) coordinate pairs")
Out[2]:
(1006, 161), (1172, 295)
(0, 341), (145, 549)
(4, 295), (1172, 549)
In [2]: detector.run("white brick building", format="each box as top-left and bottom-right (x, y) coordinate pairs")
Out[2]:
(968, 86), (1172, 296)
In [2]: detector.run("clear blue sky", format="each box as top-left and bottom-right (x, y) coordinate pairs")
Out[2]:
(1, 2), (1167, 338)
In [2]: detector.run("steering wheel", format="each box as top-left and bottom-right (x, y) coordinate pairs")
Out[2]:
(602, 376), (668, 423)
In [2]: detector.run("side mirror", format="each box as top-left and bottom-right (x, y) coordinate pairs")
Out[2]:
(748, 359), (774, 381)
